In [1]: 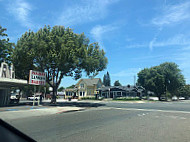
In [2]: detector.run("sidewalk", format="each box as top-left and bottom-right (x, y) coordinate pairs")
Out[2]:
(0, 106), (85, 120)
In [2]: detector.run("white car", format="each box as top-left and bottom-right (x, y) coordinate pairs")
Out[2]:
(28, 95), (40, 100)
(172, 96), (178, 101)
(10, 93), (19, 104)
(179, 97), (185, 100)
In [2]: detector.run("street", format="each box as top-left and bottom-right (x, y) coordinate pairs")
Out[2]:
(3, 101), (190, 142)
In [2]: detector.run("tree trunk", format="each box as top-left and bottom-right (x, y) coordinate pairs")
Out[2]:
(48, 71), (63, 104)
(158, 96), (161, 101)
(51, 86), (57, 104)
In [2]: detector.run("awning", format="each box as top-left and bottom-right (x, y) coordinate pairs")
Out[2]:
(0, 78), (27, 88)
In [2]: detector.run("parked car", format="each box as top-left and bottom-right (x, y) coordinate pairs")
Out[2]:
(179, 97), (185, 100)
(149, 97), (159, 101)
(172, 96), (178, 101)
(10, 93), (19, 104)
(160, 96), (167, 101)
(28, 95), (40, 100)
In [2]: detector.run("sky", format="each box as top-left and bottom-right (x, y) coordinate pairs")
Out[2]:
(1, 0), (190, 87)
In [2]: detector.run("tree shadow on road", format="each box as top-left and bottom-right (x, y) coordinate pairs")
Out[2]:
(42, 102), (106, 108)
(2, 101), (105, 109)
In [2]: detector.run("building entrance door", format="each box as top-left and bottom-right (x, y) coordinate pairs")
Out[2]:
(110, 92), (113, 98)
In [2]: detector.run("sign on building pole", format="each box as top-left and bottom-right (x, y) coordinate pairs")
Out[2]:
(29, 70), (46, 86)
(33, 86), (36, 106)
(29, 70), (46, 106)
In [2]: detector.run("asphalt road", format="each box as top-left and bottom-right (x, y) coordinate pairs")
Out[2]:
(5, 101), (190, 142)
(105, 101), (190, 112)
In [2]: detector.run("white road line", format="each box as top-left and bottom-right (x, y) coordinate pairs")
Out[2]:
(106, 107), (190, 114)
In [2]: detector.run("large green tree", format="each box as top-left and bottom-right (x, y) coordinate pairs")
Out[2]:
(178, 85), (190, 100)
(0, 25), (12, 64)
(12, 25), (108, 103)
(137, 62), (185, 100)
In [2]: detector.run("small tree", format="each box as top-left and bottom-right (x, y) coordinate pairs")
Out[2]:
(114, 80), (121, 86)
(103, 74), (107, 86)
(58, 86), (65, 92)
(66, 85), (76, 89)
(103, 71), (111, 86)
(106, 71), (111, 86)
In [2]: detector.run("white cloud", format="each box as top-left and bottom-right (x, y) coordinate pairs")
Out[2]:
(90, 24), (118, 50)
(126, 34), (190, 49)
(154, 34), (190, 47)
(111, 68), (142, 77)
(125, 36), (134, 42)
(149, 27), (162, 50)
(174, 47), (190, 84)
(131, 55), (167, 62)
(56, 0), (119, 26)
(125, 43), (147, 49)
(7, 0), (33, 28)
(152, 1), (190, 26)
(149, 1), (190, 50)
(90, 24), (117, 41)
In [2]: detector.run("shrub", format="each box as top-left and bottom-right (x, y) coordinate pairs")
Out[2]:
(113, 97), (140, 101)
(80, 96), (96, 100)
(80, 96), (105, 100)
(98, 96), (105, 100)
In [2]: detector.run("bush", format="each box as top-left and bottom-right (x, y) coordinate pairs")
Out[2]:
(98, 96), (105, 100)
(80, 96), (105, 100)
(80, 96), (96, 100)
(113, 97), (140, 101)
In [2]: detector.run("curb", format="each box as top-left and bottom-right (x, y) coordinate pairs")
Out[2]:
(56, 108), (86, 114)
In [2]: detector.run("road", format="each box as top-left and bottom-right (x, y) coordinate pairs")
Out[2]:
(5, 101), (190, 142)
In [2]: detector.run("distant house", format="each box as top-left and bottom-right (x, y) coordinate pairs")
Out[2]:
(64, 78), (102, 98)
(97, 85), (145, 98)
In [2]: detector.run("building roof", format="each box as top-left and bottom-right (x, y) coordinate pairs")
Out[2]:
(76, 78), (102, 87)
(0, 78), (27, 88)
(64, 88), (78, 92)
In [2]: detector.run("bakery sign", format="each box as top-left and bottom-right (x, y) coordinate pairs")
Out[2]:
(29, 70), (46, 85)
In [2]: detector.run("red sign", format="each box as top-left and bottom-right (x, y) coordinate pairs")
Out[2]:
(29, 70), (46, 85)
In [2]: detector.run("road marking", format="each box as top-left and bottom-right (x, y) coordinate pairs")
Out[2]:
(106, 107), (190, 114)
(138, 113), (146, 117)
(165, 115), (187, 120)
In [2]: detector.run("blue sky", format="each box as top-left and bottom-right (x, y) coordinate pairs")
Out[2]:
(1, 0), (190, 87)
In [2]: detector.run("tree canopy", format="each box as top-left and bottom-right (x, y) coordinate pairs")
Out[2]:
(58, 86), (65, 92)
(103, 71), (111, 86)
(178, 85), (190, 100)
(0, 25), (12, 64)
(137, 62), (185, 100)
(12, 25), (108, 103)
(114, 80), (122, 86)
(66, 85), (76, 89)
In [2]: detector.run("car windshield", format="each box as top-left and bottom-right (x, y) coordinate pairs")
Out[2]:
(0, 0), (190, 142)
